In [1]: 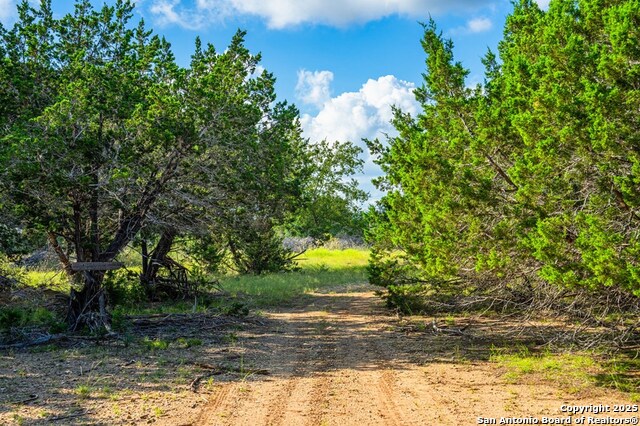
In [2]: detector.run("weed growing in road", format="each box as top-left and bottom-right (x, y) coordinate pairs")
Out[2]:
(141, 337), (170, 351)
(75, 385), (93, 399)
(176, 337), (203, 348)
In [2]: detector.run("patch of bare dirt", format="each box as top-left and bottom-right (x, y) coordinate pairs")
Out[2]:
(195, 287), (636, 426)
(1, 285), (637, 425)
(0, 314), (260, 425)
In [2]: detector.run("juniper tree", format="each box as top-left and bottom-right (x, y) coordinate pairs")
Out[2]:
(369, 0), (640, 316)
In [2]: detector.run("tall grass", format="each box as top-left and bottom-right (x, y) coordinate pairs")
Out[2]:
(218, 248), (370, 307)
(490, 345), (640, 400)
(24, 270), (70, 291)
(19, 248), (371, 310)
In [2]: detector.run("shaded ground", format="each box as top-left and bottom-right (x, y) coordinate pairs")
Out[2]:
(1, 284), (636, 425)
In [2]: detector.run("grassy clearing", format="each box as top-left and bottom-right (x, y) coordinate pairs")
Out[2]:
(490, 346), (640, 400)
(99, 248), (370, 315)
(23, 270), (70, 291)
(218, 248), (369, 307)
(294, 248), (369, 269)
(11, 248), (369, 322)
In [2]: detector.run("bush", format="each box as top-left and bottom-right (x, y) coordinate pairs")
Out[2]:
(104, 268), (146, 307)
(186, 235), (228, 274)
(0, 306), (65, 333)
(229, 227), (300, 274)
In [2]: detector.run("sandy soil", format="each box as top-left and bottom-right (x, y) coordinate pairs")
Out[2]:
(195, 286), (636, 426)
(1, 284), (636, 425)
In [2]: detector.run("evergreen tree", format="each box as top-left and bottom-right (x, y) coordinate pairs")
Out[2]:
(369, 0), (640, 315)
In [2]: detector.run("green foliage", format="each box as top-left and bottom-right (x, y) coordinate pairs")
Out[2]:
(368, 1), (640, 315)
(75, 385), (93, 399)
(103, 268), (145, 307)
(0, 306), (65, 333)
(0, 211), (44, 259)
(23, 270), (70, 292)
(228, 226), (299, 275)
(109, 306), (130, 333)
(0, 0), (310, 323)
(141, 337), (170, 351)
(219, 301), (250, 317)
(175, 337), (203, 348)
(0, 253), (24, 290)
(185, 235), (228, 274)
(288, 140), (368, 239)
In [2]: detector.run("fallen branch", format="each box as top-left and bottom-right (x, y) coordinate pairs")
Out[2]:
(11, 394), (38, 405)
(47, 409), (91, 422)
(0, 332), (121, 350)
(431, 319), (469, 336)
(0, 333), (66, 349)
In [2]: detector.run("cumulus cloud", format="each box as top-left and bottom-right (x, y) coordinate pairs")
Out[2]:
(299, 74), (421, 203)
(449, 16), (493, 35)
(300, 74), (420, 144)
(234, 0), (491, 28)
(295, 70), (334, 109)
(149, 0), (492, 29)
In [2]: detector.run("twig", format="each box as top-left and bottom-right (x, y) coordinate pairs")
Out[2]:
(11, 394), (38, 405)
(431, 319), (468, 336)
(47, 409), (91, 422)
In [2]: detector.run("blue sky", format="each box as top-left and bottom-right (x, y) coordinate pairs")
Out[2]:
(0, 0), (550, 201)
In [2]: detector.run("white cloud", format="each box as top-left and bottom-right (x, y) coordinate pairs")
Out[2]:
(295, 70), (334, 108)
(149, 0), (492, 30)
(150, 0), (230, 29)
(449, 16), (493, 35)
(150, 0), (196, 29)
(252, 64), (265, 76)
(300, 74), (420, 144)
(0, 0), (16, 24)
(467, 17), (492, 33)
(231, 0), (489, 28)
(300, 74), (421, 202)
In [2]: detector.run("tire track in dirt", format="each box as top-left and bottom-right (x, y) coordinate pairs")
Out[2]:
(372, 370), (405, 426)
(194, 383), (236, 424)
(194, 286), (637, 426)
(262, 379), (298, 426)
(194, 290), (451, 426)
(262, 311), (335, 426)
(301, 338), (337, 426)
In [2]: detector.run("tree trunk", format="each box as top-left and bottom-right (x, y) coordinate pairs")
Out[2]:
(140, 228), (176, 299)
(66, 270), (109, 332)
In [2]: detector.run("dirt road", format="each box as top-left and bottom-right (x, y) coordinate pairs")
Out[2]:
(2, 284), (633, 425)
(194, 285), (632, 426)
